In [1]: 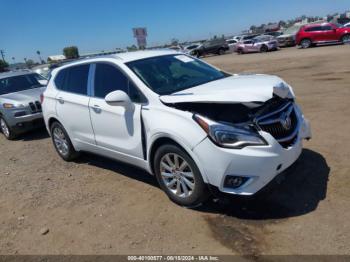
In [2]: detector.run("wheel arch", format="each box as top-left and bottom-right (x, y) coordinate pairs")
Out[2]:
(147, 135), (209, 183)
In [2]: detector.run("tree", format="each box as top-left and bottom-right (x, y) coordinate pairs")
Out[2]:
(25, 59), (35, 68)
(63, 46), (79, 59)
(0, 60), (9, 72)
(36, 50), (43, 64)
(126, 45), (138, 51)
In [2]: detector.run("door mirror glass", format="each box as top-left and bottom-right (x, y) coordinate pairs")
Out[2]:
(105, 90), (134, 109)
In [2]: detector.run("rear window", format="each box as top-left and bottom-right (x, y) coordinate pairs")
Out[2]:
(0, 73), (44, 95)
(54, 64), (90, 95)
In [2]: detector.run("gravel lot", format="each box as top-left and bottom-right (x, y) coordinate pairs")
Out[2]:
(0, 45), (349, 255)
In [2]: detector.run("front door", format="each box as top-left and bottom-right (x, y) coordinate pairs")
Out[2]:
(89, 62), (144, 159)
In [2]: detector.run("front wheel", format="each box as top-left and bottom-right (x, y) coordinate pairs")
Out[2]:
(154, 144), (209, 207)
(0, 117), (16, 140)
(260, 45), (268, 52)
(218, 48), (225, 55)
(300, 39), (312, 48)
(341, 34), (350, 44)
(50, 121), (79, 161)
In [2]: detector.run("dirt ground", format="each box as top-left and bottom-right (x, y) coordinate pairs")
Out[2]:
(0, 45), (349, 255)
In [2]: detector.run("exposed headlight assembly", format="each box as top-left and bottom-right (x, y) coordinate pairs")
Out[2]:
(193, 114), (267, 149)
(3, 103), (24, 109)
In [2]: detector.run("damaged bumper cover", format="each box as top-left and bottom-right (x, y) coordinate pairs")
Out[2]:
(192, 105), (311, 195)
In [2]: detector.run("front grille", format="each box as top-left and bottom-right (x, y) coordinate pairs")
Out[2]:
(28, 101), (42, 113)
(256, 102), (299, 148)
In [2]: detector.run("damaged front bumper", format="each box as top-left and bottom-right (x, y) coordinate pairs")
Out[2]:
(192, 111), (311, 195)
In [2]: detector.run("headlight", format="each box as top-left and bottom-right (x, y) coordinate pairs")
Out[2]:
(3, 103), (24, 109)
(193, 114), (267, 149)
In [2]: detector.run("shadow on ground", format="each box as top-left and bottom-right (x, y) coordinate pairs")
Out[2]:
(198, 148), (330, 220)
(15, 127), (49, 141)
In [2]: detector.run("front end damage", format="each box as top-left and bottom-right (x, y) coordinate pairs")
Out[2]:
(159, 76), (312, 195)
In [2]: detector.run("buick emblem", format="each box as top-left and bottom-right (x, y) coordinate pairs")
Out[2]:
(280, 112), (292, 130)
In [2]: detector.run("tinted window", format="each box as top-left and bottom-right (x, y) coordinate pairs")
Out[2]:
(0, 73), (44, 95)
(322, 26), (333, 30)
(94, 63), (143, 102)
(55, 65), (89, 95)
(65, 65), (89, 95)
(305, 26), (322, 32)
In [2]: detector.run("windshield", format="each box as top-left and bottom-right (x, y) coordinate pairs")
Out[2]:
(0, 73), (44, 95)
(126, 55), (227, 95)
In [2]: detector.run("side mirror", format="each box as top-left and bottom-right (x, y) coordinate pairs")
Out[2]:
(38, 79), (48, 86)
(105, 90), (134, 110)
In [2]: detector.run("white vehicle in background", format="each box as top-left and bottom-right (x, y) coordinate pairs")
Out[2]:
(32, 64), (51, 79)
(42, 50), (311, 207)
(226, 38), (238, 52)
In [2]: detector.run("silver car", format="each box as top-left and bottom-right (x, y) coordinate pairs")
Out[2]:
(0, 71), (47, 139)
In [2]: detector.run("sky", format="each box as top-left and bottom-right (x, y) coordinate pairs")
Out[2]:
(1, 0), (349, 63)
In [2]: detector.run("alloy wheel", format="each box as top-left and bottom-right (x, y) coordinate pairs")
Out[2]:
(342, 35), (350, 44)
(159, 153), (195, 198)
(0, 118), (10, 138)
(53, 127), (69, 156)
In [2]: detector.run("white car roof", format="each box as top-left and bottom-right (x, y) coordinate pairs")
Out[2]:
(0, 70), (34, 79)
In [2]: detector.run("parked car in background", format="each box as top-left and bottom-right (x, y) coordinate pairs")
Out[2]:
(0, 71), (47, 139)
(42, 50), (311, 207)
(190, 39), (229, 57)
(277, 25), (302, 47)
(183, 43), (202, 55)
(32, 64), (51, 79)
(235, 35), (278, 54)
(296, 22), (350, 48)
(264, 31), (283, 37)
(226, 38), (238, 52)
(239, 34), (260, 41)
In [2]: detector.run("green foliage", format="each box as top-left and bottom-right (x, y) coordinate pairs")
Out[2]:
(126, 45), (138, 52)
(63, 46), (79, 59)
(0, 60), (9, 72)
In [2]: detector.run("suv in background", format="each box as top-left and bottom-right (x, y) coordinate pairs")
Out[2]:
(0, 71), (47, 139)
(190, 39), (229, 57)
(296, 22), (350, 48)
(277, 25), (302, 47)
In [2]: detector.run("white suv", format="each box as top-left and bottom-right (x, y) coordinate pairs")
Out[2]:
(42, 50), (311, 207)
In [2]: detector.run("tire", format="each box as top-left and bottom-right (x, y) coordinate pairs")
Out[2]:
(218, 48), (225, 55)
(300, 39), (312, 49)
(50, 121), (79, 161)
(237, 48), (244, 55)
(260, 45), (268, 52)
(0, 117), (16, 140)
(154, 144), (209, 207)
(341, 34), (350, 44)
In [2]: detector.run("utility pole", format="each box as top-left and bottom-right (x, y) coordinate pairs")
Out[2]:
(0, 50), (5, 61)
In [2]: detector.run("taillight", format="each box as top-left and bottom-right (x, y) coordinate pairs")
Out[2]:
(40, 93), (44, 104)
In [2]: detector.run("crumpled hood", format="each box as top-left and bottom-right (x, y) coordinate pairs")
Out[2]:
(160, 74), (294, 104)
(0, 87), (45, 105)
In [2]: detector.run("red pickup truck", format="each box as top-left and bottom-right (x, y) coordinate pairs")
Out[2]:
(296, 22), (350, 48)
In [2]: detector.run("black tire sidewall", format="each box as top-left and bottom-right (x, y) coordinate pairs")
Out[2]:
(153, 144), (208, 207)
(260, 45), (268, 52)
(50, 122), (78, 161)
(301, 39), (311, 48)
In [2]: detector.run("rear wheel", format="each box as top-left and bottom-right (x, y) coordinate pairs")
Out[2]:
(50, 121), (79, 161)
(154, 144), (209, 207)
(300, 39), (312, 48)
(0, 117), (16, 140)
(341, 34), (350, 44)
(237, 48), (244, 54)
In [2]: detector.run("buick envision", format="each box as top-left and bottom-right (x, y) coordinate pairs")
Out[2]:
(0, 71), (47, 139)
(42, 50), (311, 207)
(296, 22), (350, 48)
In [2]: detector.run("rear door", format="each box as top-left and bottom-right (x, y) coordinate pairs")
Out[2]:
(55, 64), (95, 145)
(88, 62), (144, 159)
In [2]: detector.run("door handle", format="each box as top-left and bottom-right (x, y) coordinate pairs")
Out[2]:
(92, 105), (102, 114)
(58, 97), (64, 104)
